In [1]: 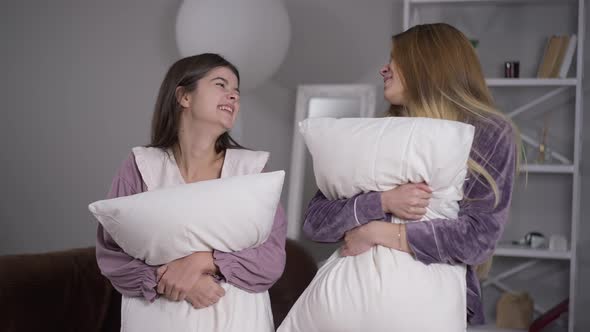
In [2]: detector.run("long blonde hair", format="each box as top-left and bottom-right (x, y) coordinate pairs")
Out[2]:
(389, 23), (520, 206)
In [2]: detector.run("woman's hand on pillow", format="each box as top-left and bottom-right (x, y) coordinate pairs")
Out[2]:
(185, 274), (226, 309)
(340, 222), (382, 257)
(380, 183), (432, 220)
(156, 252), (219, 302)
(341, 221), (413, 257)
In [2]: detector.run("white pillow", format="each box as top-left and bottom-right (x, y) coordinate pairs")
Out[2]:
(278, 117), (474, 332)
(299, 116), (475, 221)
(89, 171), (284, 265)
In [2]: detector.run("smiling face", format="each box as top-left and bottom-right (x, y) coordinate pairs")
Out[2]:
(177, 66), (241, 132)
(379, 48), (405, 106)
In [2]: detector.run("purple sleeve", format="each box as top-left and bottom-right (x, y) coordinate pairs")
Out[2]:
(406, 127), (517, 266)
(213, 204), (288, 293)
(302, 191), (387, 242)
(95, 153), (159, 301)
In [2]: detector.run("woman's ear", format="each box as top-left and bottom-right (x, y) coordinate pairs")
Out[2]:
(175, 86), (191, 109)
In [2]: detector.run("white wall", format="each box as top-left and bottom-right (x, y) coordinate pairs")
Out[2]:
(1, 0), (588, 329)
(0, 0), (181, 253)
(0, 0), (395, 255)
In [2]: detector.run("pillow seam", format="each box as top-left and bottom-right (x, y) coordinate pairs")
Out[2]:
(400, 120), (416, 181)
(372, 118), (390, 191)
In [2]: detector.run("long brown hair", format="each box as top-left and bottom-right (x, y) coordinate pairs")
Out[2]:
(149, 53), (244, 153)
(389, 23), (521, 206)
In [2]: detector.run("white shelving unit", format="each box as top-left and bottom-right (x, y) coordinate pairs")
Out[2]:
(520, 164), (575, 174)
(494, 245), (572, 260)
(485, 78), (577, 87)
(402, 1), (584, 331)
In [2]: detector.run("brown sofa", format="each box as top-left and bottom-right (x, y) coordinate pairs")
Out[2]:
(0, 239), (317, 332)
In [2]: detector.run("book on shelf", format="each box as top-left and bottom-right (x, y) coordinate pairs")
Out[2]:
(558, 35), (577, 78)
(536, 34), (577, 78)
(537, 36), (558, 78)
(549, 36), (568, 77)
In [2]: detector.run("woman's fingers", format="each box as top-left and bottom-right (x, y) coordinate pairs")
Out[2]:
(341, 248), (354, 256)
(156, 265), (168, 282)
(176, 285), (190, 302)
(184, 275), (226, 309)
(414, 207), (427, 215)
(418, 199), (429, 208)
(169, 285), (179, 301)
(400, 208), (426, 220)
(340, 245), (348, 256)
(420, 191), (433, 199)
(415, 182), (433, 193)
(192, 299), (204, 309)
(405, 207), (426, 215)
(157, 279), (166, 295)
(215, 285), (226, 298)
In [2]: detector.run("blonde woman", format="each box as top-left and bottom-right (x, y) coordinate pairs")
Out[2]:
(303, 23), (520, 325)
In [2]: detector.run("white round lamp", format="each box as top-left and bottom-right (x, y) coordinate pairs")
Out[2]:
(176, 0), (291, 91)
